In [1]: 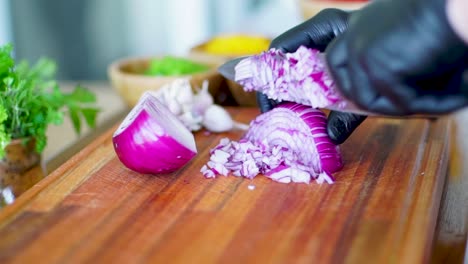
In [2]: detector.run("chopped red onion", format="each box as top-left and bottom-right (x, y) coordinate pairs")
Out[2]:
(201, 103), (343, 184)
(234, 46), (343, 108)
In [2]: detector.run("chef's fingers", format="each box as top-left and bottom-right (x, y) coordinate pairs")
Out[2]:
(327, 111), (367, 145)
(256, 92), (280, 113)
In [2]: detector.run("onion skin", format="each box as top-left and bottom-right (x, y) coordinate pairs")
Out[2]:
(113, 93), (197, 174)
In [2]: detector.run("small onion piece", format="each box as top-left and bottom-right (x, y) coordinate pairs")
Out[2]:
(113, 92), (197, 174)
(201, 103), (343, 184)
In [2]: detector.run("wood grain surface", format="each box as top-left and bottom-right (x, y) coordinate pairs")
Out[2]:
(431, 111), (468, 264)
(0, 108), (451, 264)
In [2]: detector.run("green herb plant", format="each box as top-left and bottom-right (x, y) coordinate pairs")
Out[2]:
(0, 44), (99, 158)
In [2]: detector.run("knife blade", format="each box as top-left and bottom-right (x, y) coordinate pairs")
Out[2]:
(218, 57), (246, 81)
(217, 57), (436, 118)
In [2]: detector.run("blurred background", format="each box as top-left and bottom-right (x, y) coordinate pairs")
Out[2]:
(0, 0), (303, 80)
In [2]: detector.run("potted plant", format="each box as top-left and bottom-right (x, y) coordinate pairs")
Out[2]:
(0, 44), (99, 174)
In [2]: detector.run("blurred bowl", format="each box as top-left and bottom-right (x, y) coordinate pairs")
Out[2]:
(298, 0), (369, 19)
(189, 43), (228, 67)
(189, 34), (271, 106)
(108, 56), (223, 107)
(226, 80), (258, 107)
(189, 34), (271, 65)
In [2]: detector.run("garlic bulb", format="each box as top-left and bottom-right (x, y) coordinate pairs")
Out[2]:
(192, 81), (214, 115)
(151, 78), (247, 133)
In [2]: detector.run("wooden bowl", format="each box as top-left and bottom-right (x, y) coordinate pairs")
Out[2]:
(298, 0), (369, 19)
(189, 44), (258, 107)
(108, 56), (224, 107)
(225, 80), (258, 107)
(188, 43), (228, 67)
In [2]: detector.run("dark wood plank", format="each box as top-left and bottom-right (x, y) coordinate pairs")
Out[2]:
(431, 112), (468, 264)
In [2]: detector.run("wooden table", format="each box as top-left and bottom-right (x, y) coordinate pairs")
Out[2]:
(0, 107), (461, 264)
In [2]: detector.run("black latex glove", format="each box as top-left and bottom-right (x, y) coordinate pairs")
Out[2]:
(326, 0), (468, 116)
(257, 9), (366, 144)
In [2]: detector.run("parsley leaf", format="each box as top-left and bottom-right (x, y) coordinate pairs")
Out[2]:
(0, 44), (99, 157)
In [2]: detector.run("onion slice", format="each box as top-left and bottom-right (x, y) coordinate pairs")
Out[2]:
(201, 103), (343, 184)
(113, 92), (197, 174)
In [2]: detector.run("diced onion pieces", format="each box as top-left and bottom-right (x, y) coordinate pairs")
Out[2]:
(113, 92), (197, 174)
(201, 103), (343, 184)
(234, 46), (343, 108)
(202, 46), (346, 184)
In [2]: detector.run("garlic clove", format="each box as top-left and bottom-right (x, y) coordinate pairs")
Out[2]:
(192, 81), (214, 115)
(179, 111), (203, 131)
(202, 105), (234, 133)
(177, 80), (194, 105)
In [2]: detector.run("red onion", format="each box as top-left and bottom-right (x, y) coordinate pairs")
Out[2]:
(113, 92), (197, 174)
(201, 103), (343, 184)
(235, 46), (344, 108)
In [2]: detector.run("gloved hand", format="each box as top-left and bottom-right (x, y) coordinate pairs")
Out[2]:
(326, 0), (468, 116)
(258, 8), (367, 144)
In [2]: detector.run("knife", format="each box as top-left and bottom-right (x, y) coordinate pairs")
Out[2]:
(218, 57), (246, 81)
(218, 56), (378, 116)
(218, 57), (436, 118)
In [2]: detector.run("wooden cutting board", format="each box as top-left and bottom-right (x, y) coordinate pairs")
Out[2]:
(0, 108), (451, 264)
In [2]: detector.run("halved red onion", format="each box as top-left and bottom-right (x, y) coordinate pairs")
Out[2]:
(235, 46), (343, 108)
(201, 103), (343, 184)
(113, 92), (197, 174)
